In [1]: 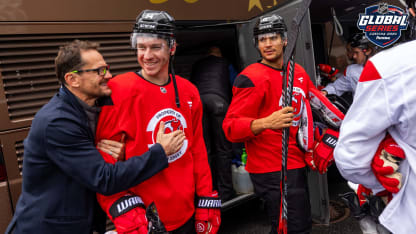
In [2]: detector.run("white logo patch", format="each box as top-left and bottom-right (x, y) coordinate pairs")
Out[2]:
(147, 108), (188, 163)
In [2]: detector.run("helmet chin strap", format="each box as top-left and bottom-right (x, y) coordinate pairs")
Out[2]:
(169, 54), (180, 108)
(282, 38), (287, 53)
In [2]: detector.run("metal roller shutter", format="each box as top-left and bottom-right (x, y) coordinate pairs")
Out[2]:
(0, 32), (137, 131)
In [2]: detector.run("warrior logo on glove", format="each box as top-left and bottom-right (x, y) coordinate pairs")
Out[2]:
(195, 192), (221, 234)
(110, 195), (145, 216)
(312, 128), (339, 174)
(108, 195), (149, 234)
(322, 133), (337, 148)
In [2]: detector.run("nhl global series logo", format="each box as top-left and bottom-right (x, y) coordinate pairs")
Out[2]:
(357, 3), (408, 47)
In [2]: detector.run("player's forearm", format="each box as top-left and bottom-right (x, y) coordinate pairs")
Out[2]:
(251, 118), (267, 135)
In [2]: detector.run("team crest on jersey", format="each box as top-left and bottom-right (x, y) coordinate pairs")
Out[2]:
(357, 3), (408, 47)
(146, 108), (188, 163)
(278, 87), (306, 127)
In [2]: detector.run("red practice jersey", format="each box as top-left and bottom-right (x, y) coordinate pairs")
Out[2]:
(223, 62), (317, 173)
(95, 72), (213, 231)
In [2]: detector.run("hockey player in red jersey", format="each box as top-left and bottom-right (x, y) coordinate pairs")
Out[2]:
(222, 13), (344, 234)
(95, 10), (220, 234)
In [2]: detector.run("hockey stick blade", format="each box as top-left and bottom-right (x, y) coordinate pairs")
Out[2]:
(283, 0), (313, 67)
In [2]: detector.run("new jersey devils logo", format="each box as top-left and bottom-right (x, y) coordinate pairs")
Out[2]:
(147, 108), (188, 163)
(164, 119), (183, 132)
(279, 86), (306, 127)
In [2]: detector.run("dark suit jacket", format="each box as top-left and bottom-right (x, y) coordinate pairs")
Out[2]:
(6, 86), (168, 234)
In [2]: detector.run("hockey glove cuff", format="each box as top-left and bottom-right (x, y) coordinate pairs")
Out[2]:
(195, 191), (221, 234)
(109, 195), (148, 234)
(313, 128), (339, 174)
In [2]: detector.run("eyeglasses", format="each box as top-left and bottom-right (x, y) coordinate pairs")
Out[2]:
(71, 65), (110, 76)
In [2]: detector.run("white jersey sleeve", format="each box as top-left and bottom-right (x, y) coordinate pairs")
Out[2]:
(334, 40), (416, 234)
(333, 73), (388, 192)
(323, 64), (363, 96)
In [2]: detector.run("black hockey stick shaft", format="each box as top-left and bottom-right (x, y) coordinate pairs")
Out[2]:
(279, 0), (312, 233)
(279, 54), (295, 234)
(280, 50), (296, 234)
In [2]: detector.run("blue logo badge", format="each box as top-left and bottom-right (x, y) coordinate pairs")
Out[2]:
(357, 3), (409, 47)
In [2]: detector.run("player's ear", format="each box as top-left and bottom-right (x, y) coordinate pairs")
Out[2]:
(65, 72), (80, 88)
(170, 40), (177, 56)
(364, 48), (372, 56)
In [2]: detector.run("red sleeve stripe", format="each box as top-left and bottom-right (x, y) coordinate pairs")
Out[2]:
(359, 61), (382, 82)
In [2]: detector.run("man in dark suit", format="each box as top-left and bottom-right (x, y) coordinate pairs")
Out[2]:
(6, 40), (185, 234)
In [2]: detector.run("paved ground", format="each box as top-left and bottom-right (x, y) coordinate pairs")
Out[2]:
(311, 182), (362, 234)
(219, 174), (363, 234)
(219, 195), (362, 234)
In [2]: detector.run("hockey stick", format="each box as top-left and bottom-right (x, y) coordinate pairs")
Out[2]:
(279, 0), (312, 233)
(146, 202), (168, 234)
